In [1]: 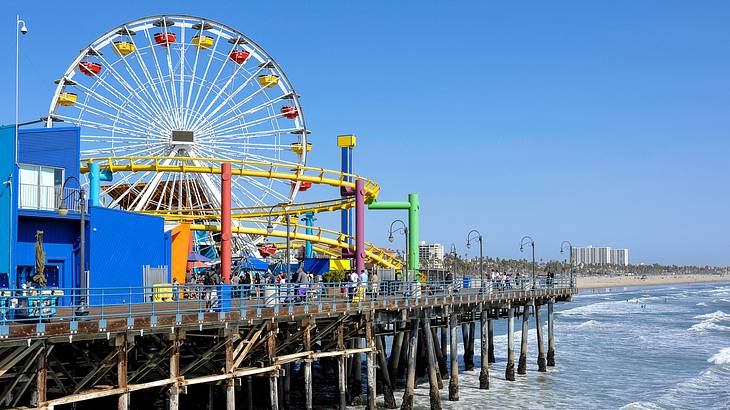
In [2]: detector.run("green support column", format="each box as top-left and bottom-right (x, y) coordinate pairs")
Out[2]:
(368, 193), (419, 279)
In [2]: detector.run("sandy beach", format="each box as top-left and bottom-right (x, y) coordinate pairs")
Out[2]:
(577, 274), (730, 289)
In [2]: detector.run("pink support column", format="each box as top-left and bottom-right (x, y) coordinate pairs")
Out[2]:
(221, 163), (232, 284)
(355, 179), (366, 275)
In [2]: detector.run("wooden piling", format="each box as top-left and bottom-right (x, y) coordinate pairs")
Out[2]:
(247, 377), (253, 409)
(547, 298), (556, 367)
(116, 334), (129, 410)
(401, 317), (420, 410)
(448, 314), (459, 401)
(351, 337), (364, 404)
(440, 326), (448, 366)
(479, 308), (490, 389)
(366, 314), (376, 410)
(487, 318), (496, 364)
(225, 328), (236, 410)
(535, 302), (547, 372)
(376, 335), (398, 409)
(518, 303), (529, 375)
(36, 341), (47, 406)
(169, 334), (181, 410)
(506, 303), (515, 381)
(303, 320), (313, 410)
(432, 327), (448, 379)
(422, 311), (442, 410)
(389, 310), (407, 380)
(467, 321), (476, 371)
(268, 322), (279, 410)
(337, 321), (346, 410)
(270, 373), (280, 410)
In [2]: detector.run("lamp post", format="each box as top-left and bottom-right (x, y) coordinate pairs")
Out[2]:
(466, 230), (483, 288)
(388, 219), (407, 280)
(267, 203), (293, 279)
(520, 236), (536, 288)
(15, 16), (28, 166)
(57, 177), (85, 289)
(560, 240), (573, 287)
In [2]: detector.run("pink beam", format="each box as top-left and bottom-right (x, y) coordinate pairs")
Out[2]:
(221, 162), (232, 284)
(355, 179), (366, 275)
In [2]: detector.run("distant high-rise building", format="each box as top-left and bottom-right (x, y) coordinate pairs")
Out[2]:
(419, 242), (444, 269)
(571, 246), (629, 266)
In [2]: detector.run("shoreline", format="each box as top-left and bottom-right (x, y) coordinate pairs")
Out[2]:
(577, 274), (730, 289)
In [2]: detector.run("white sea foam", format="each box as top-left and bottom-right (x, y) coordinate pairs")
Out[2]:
(577, 320), (602, 328)
(694, 311), (730, 322)
(696, 302), (708, 306)
(688, 321), (730, 333)
(708, 347), (730, 365)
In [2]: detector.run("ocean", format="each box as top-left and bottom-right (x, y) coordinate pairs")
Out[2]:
(396, 281), (730, 409)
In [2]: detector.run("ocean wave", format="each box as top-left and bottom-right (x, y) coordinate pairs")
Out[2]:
(708, 347), (730, 365)
(688, 321), (730, 333)
(577, 320), (602, 328)
(694, 311), (730, 322)
(696, 302), (708, 306)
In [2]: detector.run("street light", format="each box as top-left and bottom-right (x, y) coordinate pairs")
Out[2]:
(388, 219), (408, 280)
(57, 177), (86, 289)
(15, 15), (28, 165)
(466, 230), (483, 288)
(560, 240), (573, 287)
(520, 236), (536, 288)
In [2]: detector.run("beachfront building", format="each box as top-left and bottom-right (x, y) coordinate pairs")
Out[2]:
(419, 241), (445, 269)
(572, 245), (629, 266)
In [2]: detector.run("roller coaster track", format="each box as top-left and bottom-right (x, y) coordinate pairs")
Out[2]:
(81, 156), (402, 268)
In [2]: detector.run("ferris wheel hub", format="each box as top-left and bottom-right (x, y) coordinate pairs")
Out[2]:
(171, 130), (194, 144)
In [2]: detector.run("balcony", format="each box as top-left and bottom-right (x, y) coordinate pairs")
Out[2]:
(19, 184), (81, 213)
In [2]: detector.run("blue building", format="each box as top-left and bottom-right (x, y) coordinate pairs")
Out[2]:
(0, 125), (170, 296)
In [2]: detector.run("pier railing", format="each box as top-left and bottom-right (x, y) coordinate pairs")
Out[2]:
(0, 277), (575, 337)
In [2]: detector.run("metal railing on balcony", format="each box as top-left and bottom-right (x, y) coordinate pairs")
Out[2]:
(18, 184), (81, 213)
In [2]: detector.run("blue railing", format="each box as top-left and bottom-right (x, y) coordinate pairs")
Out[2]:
(0, 275), (575, 330)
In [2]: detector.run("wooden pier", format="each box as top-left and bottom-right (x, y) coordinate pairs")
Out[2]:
(0, 284), (575, 409)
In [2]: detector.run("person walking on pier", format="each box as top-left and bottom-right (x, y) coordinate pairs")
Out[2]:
(370, 270), (379, 299)
(349, 270), (359, 301)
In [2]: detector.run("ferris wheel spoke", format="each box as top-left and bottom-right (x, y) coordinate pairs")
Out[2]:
(186, 25), (223, 130)
(185, 36), (237, 130)
(183, 25), (204, 129)
(53, 114), (157, 140)
(96, 50), (173, 130)
(70, 99), (164, 137)
(190, 64), (268, 132)
(200, 112), (288, 139)
(137, 29), (179, 128)
(178, 25), (186, 127)
(207, 92), (290, 132)
(198, 128), (301, 142)
(161, 30), (181, 128)
(229, 177), (268, 207)
(190, 53), (251, 130)
(76, 74), (163, 129)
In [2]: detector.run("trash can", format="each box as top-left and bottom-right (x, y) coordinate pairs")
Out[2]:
(264, 285), (277, 307)
(462, 277), (472, 289)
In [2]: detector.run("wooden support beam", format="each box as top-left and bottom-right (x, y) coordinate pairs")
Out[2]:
(401, 317), (419, 410)
(0, 346), (43, 407)
(431, 327), (448, 380)
(518, 303), (530, 375)
(448, 313), (459, 401)
(479, 307), (490, 389)
(225, 327), (237, 410)
(169, 333), (182, 410)
(376, 335), (397, 409)
(0, 341), (41, 378)
(422, 311), (442, 410)
(535, 302), (547, 372)
(466, 321), (476, 372)
(116, 334), (129, 410)
(460, 322), (471, 371)
(365, 313), (376, 410)
(439, 326), (448, 368)
(506, 303), (515, 381)
(337, 355), (346, 410)
(488, 318), (496, 364)
(303, 320), (313, 410)
(547, 298), (556, 367)
(388, 310), (406, 382)
(35, 341), (48, 406)
(267, 321), (279, 410)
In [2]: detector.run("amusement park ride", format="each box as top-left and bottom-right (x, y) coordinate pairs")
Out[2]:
(47, 14), (415, 279)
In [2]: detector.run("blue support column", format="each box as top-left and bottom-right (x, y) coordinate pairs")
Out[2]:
(302, 212), (316, 258)
(89, 162), (101, 207)
(338, 135), (356, 254)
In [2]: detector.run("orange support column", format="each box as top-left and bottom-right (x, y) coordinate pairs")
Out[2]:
(171, 223), (191, 284)
(221, 163), (232, 284)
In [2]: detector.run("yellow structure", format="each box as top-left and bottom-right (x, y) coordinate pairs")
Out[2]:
(113, 41), (135, 56)
(192, 35), (214, 49)
(258, 74), (280, 88)
(57, 93), (78, 107)
(330, 259), (351, 271)
(152, 284), (174, 302)
(337, 134), (356, 148)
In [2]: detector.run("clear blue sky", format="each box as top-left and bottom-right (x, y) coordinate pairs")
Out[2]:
(2, 1), (729, 265)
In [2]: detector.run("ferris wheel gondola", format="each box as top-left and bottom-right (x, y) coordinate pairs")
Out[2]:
(47, 15), (309, 252)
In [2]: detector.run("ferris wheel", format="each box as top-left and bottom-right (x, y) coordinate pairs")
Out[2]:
(47, 15), (309, 225)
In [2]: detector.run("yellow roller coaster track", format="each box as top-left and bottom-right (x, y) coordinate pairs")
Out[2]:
(80, 156), (402, 269)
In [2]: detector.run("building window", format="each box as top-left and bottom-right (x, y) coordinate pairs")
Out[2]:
(18, 164), (64, 211)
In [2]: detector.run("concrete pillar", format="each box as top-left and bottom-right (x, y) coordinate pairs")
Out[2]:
(448, 314), (459, 401)
(479, 309), (489, 389)
(547, 298), (556, 367)
(518, 303), (529, 375)
(401, 318), (420, 410)
(487, 318), (495, 364)
(506, 303), (515, 381)
(535, 302), (547, 372)
(422, 312), (442, 410)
